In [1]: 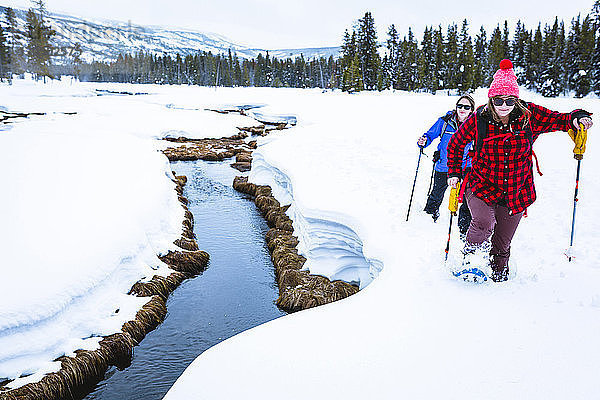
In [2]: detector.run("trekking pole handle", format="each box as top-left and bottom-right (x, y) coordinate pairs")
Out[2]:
(568, 124), (587, 161)
(448, 181), (461, 216)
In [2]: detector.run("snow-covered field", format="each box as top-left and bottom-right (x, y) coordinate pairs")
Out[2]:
(0, 78), (258, 386)
(2, 78), (600, 399)
(162, 87), (600, 399)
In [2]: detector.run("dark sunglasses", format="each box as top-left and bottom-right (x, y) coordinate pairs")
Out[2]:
(492, 97), (517, 106)
(456, 104), (473, 110)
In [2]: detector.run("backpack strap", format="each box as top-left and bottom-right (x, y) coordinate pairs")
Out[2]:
(522, 102), (534, 146)
(441, 120), (448, 137)
(440, 112), (455, 136)
(520, 103), (543, 176)
(475, 107), (488, 154)
(526, 119), (543, 176)
(457, 108), (484, 202)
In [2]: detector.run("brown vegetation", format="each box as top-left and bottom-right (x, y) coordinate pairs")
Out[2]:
(162, 136), (254, 163)
(233, 176), (359, 313)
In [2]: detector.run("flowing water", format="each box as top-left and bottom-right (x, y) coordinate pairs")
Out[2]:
(85, 160), (286, 400)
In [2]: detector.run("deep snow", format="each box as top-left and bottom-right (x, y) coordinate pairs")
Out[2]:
(163, 86), (600, 399)
(2, 78), (600, 399)
(0, 78), (258, 386)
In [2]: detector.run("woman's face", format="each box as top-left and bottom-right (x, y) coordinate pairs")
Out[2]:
(456, 99), (473, 122)
(492, 96), (517, 119)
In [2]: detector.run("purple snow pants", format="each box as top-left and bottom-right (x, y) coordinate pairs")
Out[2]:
(464, 187), (523, 268)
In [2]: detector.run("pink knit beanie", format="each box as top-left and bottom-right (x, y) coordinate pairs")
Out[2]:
(488, 59), (519, 98)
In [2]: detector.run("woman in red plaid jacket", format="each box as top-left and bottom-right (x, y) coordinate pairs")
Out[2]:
(447, 59), (593, 282)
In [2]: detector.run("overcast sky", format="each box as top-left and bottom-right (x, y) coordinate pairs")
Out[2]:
(1, 0), (597, 49)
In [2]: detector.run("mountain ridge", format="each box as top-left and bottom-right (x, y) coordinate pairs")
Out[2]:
(0, 5), (341, 63)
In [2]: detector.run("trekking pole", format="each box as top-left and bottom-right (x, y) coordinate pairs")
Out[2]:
(406, 147), (424, 221)
(445, 181), (461, 261)
(566, 124), (587, 262)
(426, 162), (435, 197)
(427, 151), (439, 197)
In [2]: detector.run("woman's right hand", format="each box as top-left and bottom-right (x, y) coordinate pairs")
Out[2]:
(447, 177), (460, 188)
(417, 136), (427, 147)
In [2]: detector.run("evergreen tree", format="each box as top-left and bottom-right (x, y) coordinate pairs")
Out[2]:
(70, 42), (82, 80)
(386, 24), (400, 89)
(379, 54), (390, 89)
(592, 0), (600, 29)
(356, 11), (380, 90)
(488, 25), (505, 75)
(572, 15), (596, 97)
(255, 53), (265, 86)
(233, 54), (242, 86)
(242, 61), (251, 86)
(346, 52), (363, 92)
(433, 26), (445, 89)
(417, 26), (436, 92)
(502, 20), (511, 59)
(511, 21), (529, 82)
(444, 23), (459, 89)
(340, 29), (357, 91)
(539, 18), (565, 97)
(4, 7), (24, 75)
(25, 0), (55, 80)
(556, 21), (567, 91)
(473, 26), (488, 87)
(539, 22), (554, 95)
(564, 15), (582, 92)
(396, 35), (409, 90)
(0, 25), (9, 80)
(399, 28), (419, 90)
(593, 29), (600, 95)
(457, 19), (474, 92)
(327, 56), (338, 88)
(526, 24), (543, 90)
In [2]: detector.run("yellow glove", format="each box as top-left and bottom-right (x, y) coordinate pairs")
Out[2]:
(568, 124), (587, 160)
(448, 181), (461, 215)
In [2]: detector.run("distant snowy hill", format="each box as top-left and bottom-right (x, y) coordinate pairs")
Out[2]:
(0, 5), (340, 63)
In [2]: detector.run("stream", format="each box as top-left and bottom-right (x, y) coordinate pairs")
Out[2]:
(84, 159), (286, 400)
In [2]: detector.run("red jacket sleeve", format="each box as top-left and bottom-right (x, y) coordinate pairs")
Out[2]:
(528, 103), (572, 139)
(447, 112), (476, 179)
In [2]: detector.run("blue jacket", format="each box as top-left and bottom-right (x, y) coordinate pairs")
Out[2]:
(423, 111), (472, 173)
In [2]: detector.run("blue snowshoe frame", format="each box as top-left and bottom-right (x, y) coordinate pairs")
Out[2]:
(452, 267), (488, 283)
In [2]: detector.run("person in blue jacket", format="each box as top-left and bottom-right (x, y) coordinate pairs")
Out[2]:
(417, 94), (474, 234)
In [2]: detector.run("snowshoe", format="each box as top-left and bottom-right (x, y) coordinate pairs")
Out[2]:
(452, 267), (488, 283)
(451, 241), (491, 283)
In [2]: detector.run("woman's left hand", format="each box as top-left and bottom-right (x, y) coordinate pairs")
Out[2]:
(573, 116), (593, 131)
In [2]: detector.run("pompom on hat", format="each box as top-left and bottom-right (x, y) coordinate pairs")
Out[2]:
(488, 59), (519, 98)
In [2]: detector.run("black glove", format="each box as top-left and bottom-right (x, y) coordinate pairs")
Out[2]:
(571, 109), (593, 129)
(433, 150), (441, 163)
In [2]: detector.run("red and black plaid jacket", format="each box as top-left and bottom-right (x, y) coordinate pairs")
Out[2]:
(447, 102), (573, 214)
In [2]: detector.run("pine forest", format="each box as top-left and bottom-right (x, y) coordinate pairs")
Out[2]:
(1, 2), (600, 97)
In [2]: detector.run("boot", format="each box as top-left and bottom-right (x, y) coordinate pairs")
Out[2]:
(490, 264), (509, 282)
(490, 254), (510, 282)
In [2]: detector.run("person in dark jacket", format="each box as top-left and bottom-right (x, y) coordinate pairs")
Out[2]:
(417, 94), (474, 234)
(447, 59), (593, 282)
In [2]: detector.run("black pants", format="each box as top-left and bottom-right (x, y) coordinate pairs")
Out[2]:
(424, 170), (472, 234)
